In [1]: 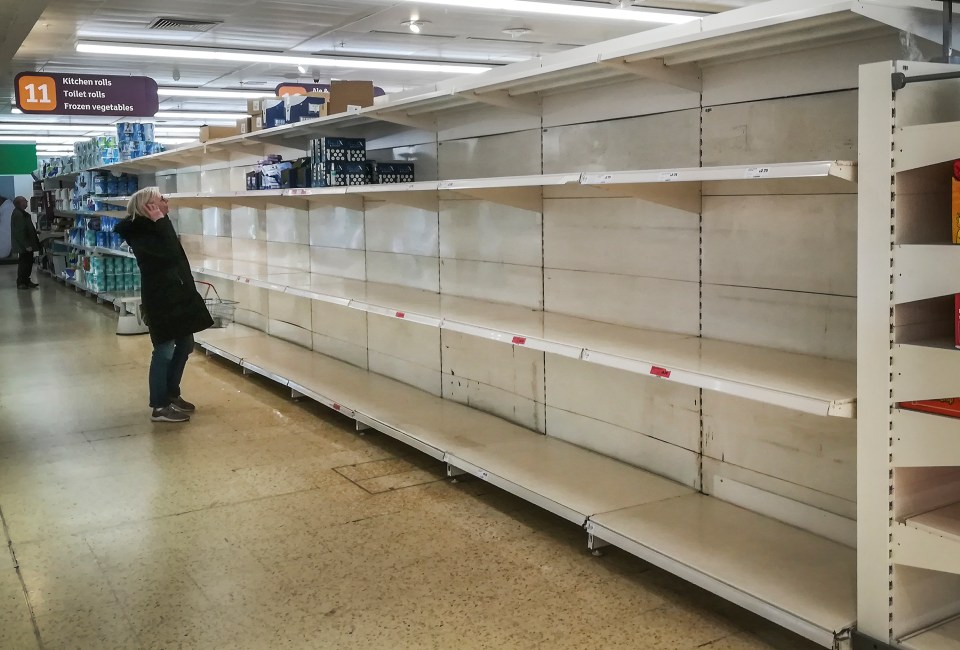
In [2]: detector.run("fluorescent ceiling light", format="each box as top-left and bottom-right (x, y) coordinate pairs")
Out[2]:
(77, 42), (492, 75)
(401, 0), (700, 23)
(158, 88), (275, 99)
(154, 111), (248, 120)
(0, 135), (88, 144)
(0, 123), (198, 137)
(0, 124), (110, 132)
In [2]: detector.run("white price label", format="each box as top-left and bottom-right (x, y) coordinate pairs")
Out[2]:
(659, 171), (680, 182)
(596, 174), (615, 184)
(745, 167), (771, 179)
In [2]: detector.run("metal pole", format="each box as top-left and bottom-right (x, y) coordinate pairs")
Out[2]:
(946, 1), (954, 62)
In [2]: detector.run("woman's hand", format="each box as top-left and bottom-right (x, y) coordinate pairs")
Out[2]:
(143, 203), (165, 222)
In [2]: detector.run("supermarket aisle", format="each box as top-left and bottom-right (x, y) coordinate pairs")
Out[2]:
(0, 265), (819, 650)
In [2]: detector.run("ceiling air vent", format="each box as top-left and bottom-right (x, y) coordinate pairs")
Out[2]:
(148, 17), (222, 32)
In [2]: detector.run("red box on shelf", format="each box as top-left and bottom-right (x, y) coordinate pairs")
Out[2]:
(900, 398), (960, 418)
(956, 294), (960, 349)
(953, 160), (960, 243)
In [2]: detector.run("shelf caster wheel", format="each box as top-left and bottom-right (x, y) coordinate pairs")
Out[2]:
(591, 548), (606, 557)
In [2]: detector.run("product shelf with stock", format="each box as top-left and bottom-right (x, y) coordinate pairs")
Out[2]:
(64, 240), (136, 260)
(192, 257), (855, 418)
(194, 322), (856, 647)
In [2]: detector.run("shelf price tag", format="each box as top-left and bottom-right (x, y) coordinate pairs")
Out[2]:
(650, 366), (672, 379)
(745, 167), (772, 179)
(659, 171), (680, 182)
(395, 312), (406, 319)
(333, 403), (342, 411)
(512, 336), (527, 346)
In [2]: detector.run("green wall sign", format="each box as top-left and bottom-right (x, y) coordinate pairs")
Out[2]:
(0, 144), (38, 175)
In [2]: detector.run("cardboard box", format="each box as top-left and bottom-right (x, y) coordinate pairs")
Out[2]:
(329, 80), (374, 116)
(372, 161), (415, 184)
(310, 137), (366, 163)
(236, 118), (251, 134)
(263, 99), (287, 129)
(286, 95), (328, 123)
(247, 98), (272, 116)
(900, 398), (960, 418)
(199, 125), (243, 142)
(250, 115), (264, 132)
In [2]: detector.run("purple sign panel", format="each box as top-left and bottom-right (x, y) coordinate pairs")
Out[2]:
(15, 72), (159, 117)
(275, 82), (386, 97)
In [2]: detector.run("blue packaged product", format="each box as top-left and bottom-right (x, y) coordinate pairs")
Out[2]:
(93, 173), (108, 196)
(127, 175), (139, 193)
(106, 176), (119, 196)
(142, 123), (155, 142)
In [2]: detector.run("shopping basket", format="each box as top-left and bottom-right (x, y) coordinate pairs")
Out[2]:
(196, 281), (239, 328)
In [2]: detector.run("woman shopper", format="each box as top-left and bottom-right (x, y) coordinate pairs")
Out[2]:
(116, 187), (213, 423)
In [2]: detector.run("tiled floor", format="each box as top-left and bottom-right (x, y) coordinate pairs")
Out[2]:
(0, 265), (822, 650)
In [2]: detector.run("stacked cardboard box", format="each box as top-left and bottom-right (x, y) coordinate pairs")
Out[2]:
(310, 137), (367, 186)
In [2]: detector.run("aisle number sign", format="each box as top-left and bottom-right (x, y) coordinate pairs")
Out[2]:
(14, 72), (159, 117)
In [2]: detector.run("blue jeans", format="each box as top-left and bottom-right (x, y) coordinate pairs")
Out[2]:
(149, 335), (194, 408)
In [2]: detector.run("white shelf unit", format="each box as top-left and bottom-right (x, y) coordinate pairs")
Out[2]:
(859, 60), (960, 648)
(189, 257), (855, 417)
(196, 324), (856, 648)
(56, 2), (960, 647)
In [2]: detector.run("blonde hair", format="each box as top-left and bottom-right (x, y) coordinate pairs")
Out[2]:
(126, 186), (162, 219)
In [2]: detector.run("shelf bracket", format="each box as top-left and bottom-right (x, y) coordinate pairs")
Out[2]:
(358, 191), (439, 212)
(600, 58), (702, 93)
(590, 182), (701, 213)
(303, 193), (365, 212)
(445, 187), (542, 212)
(464, 90), (542, 116)
(370, 111), (438, 132)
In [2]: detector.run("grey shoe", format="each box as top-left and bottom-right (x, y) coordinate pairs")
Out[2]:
(151, 405), (190, 423)
(169, 396), (196, 413)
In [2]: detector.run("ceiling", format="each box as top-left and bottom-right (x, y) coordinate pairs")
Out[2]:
(0, 0), (764, 151)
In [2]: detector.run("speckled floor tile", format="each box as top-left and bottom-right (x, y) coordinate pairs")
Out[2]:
(0, 568), (39, 650)
(34, 605), (138, 650)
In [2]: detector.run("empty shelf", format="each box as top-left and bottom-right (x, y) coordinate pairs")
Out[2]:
(190, 259), (856, 417)
(895, 504), (960, 576)
(447, 436), (692, 526)
(901, 616), (960, 650)
(588, 494), (856, 647)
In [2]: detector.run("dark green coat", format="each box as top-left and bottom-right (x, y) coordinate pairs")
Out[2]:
(11, 207), (40, 254)
(116, 214), (213, 344)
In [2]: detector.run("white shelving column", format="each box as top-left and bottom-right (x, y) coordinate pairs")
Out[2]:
(857, 59), (896, 646)
(860, 60), (960, 649)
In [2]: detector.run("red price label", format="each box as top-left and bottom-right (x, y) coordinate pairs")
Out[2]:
(333, 403), (341, 411)
(512, 336), (527, 345)
(395, 312), (406, 319)
(650, 366), (672, 379)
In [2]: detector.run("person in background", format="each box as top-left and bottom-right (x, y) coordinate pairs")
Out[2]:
(12, 196), (40, 290)
(116, 187), (213, 423)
